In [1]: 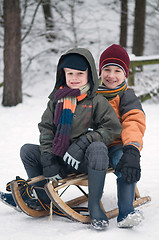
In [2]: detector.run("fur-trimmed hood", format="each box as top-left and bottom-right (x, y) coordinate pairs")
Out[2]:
(49, 48), (98, 99)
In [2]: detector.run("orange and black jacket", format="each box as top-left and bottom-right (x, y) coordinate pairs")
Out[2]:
(103, 88), (146, 151)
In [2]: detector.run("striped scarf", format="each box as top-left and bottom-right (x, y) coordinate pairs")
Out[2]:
(97, 80), (127, 101)
(52, 83), (90, 157)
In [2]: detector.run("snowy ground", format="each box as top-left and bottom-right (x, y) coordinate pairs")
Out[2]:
(0, 77), (159, 240)
(0, 0), (159, 238)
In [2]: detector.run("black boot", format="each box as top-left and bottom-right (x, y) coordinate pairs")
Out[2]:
(0, 177), (50, 212)
(117, 177), (143, 228)
(0, 191), (18, 210)
(88, 167), (109, 230)
(0, 190), (43, 211)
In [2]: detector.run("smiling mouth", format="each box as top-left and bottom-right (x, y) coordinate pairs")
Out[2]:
(107, 80), (116, 83)
(71, 82), (80, 84)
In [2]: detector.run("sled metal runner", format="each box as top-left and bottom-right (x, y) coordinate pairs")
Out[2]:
(10, 169), (151, 222)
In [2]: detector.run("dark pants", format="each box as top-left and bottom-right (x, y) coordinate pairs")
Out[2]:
(20, 142), (109, 202)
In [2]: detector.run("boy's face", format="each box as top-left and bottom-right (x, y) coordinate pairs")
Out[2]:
(101, 65), (126, 89)
(64, 68), (88, 89)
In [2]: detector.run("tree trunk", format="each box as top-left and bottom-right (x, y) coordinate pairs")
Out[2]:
(2, 0), (22, 106)
(41, 0), (56, 41)
(132, 0), (146, 56)
(120, 0), (128, 48)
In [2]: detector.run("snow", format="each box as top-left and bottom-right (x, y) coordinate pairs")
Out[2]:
(0, 0), (159, 238)
(130, 54), (159, 61)
(0, 80), (159, 239)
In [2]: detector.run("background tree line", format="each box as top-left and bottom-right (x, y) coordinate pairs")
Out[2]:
(0, 0), (158, 106)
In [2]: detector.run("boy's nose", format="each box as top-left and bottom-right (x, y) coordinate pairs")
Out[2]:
(108, 71), (114, 78)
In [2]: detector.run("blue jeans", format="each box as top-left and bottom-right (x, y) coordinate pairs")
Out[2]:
(108, 145), (123, 179)
(108, 145), (136, 221)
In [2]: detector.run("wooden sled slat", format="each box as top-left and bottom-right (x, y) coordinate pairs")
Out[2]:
(26, 175), (45, 185)
(66, 195), (88, 207)
(55, 175), (88, 191)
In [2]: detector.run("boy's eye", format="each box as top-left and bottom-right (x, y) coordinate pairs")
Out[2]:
(104, 68), (110, 72)
(115, 69), (122, 73)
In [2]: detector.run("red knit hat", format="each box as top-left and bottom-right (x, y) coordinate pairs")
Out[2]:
(99, 44), (130, 77)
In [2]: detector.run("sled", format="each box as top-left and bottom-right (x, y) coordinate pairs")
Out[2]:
(10, 168), (151, 222)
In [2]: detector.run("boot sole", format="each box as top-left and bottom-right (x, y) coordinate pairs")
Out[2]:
(91, 219), (109, 230)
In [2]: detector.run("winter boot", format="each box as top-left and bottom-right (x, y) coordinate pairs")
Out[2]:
(0, 190), (45, 211)
(88, 167), (109, 230)
(0, 177), (50, 212)
(0, 191), (19, 211)
(117, 177), (144, 228)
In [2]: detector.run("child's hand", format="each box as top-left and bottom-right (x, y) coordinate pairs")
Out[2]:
(41, 153), (66, 181)
(115, 145), (141, 183)
(63, 135), (90, 170)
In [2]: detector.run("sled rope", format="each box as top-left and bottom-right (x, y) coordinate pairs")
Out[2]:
(50, 201), (53, 221)
(6, 176), (34, 198)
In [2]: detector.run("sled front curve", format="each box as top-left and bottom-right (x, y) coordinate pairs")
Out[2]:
(45, 181), (90, 223)
(10, 178), (49, 217)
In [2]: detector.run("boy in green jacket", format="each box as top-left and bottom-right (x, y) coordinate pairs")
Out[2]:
(0, 48), (121, 230)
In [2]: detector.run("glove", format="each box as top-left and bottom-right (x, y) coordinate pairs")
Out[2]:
(41, 153), (66, 181)
(63, 135), (90, 170)
(115, 145), (141, 183)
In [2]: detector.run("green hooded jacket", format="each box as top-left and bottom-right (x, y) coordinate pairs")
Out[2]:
(38, 48), (122, 154)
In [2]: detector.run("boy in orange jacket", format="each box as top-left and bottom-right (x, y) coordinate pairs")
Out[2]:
(97, 44), (146, 228)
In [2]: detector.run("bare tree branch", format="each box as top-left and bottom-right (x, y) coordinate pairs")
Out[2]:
(21, 0), (42, 42)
